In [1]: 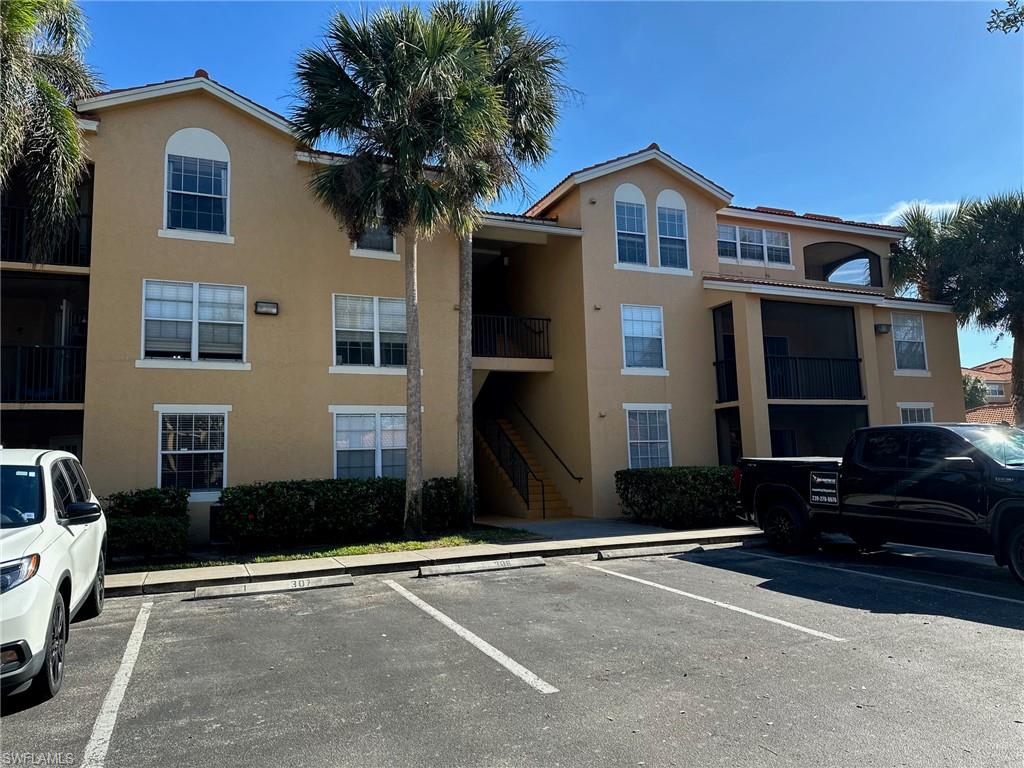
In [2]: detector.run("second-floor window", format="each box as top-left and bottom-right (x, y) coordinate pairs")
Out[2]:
(717, 224), (791, 266)
(164, 128), (231, 236)
(892, 312), (927, 371)
(656, 189), (688, 269)
(143, 280), (246, 361)
(621, 304), (665, 370)
(355, 226), (395, 253)
(333, 294), (407, 369)
(986, 383), (1005, 397)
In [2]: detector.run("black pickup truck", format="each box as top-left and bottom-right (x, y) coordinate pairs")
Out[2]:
(736, 423), (1024, 584)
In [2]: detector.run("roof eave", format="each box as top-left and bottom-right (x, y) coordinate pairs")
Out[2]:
(720, 207), (905, 239)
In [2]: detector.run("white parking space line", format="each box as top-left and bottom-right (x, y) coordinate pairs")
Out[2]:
(384, 580), (558, 695)
(738, 550), (1024, 607)
(583, 564), (847, 643)
(81, 602), (154, 768)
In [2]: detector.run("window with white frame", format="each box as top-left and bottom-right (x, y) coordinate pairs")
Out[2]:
(900, 404), (934, 424)
(164, 128), (230, 235)
(333, 294), (407, 368)
(892, 313), (927, 371)
(625, 406), (671, 468)
(614, 183), (647, 265)
(621, 305), (665, 370)
(333, 409), (407, 479)
(157, 409), (228, 494)
(717, 223), (790, 266)
(355, 226), (395, 254)
(986, 383), (1005, 397)
(143, 280), (246, 361)
(656, 190), (688, 269)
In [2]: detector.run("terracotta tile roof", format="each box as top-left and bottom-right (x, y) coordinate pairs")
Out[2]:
(965, 403), (1017, 425)
(482, 210), (559, 224)
(703, 273), (887, 298)
(969, 357), (1012, 375)
(962, 367), (1010, 382)
(724, 205), (906, 234)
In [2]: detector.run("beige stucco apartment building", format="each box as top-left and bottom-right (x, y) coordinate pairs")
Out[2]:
(1, 72), (965, 538)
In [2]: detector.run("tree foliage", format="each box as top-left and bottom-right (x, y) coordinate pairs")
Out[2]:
(1, 0), (100, 261)
(989, 0), (1023, 33)
(963, 374), (988, 410)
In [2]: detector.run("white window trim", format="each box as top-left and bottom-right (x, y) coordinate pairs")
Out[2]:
(717, 223), (792, 267)
(153, 403), (231, 502)
(655, 190), (689, 271)
(614, 184), (648, 266)
(329, 405), (407, 479)
(621, 304), (667, 374)
(162, 129), (232, 242)
(986, 383), (1005, 396)
(331, 293), (408, 374)
(140, 279), (248, 366)
(622, 403), (673, 469)
(351, 232), (399, 261)
(898, 402), (934, 424)
(613, 263), (693, 277)
(891, 311), (929, 375)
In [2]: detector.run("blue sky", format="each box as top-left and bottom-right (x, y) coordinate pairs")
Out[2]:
(81, 1), (1022, 366)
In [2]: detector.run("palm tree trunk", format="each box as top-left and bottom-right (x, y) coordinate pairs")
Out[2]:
(1012, 316), (1024, 427)
(404, 227), (424, 537)
(457, 232), (475, 528)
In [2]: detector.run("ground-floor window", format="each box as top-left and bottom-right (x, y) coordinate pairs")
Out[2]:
(332, 407), (407, 479)
(624, 404), (671, 468)
(899, 402), (934, 424)
(155, 405), (230, 497)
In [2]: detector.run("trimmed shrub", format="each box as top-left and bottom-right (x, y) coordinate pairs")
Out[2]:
(217, 476), (466, 547)
(615, 466), (739, 529)
(102, 487), (190, 559)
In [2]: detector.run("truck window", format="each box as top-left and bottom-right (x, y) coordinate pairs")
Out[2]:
(908, 430), (969, 469)
(860, 431), (909, 469)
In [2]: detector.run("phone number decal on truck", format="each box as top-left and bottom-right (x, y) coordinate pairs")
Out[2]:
(809, 471), (839, 506)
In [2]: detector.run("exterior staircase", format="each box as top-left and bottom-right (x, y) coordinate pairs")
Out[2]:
(475, 417), (572, 519)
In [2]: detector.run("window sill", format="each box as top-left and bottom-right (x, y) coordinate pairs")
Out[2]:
(187, 491), (221, 503)
(614, 263), (692, 276)
(136, 359), (251, 371)
(766, 262), (796, 270)
(621, 368), (670, 377)
(894, 369), (931, 377)
(158, 229), (235, 245)
(328, 365), (407, 375)
(351, 248), (400, 261)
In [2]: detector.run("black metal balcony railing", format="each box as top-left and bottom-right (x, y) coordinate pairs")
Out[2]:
(714, 358), (739, 403)
(1, 206), (92, 267)
(765, 355), (863, 400)
(472, 314), (551, 359)
(1, 346), (86, 403)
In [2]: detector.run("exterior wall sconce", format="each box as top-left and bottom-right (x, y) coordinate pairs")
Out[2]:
(254, 301), (279, 316)
(874, 323), (891, 335)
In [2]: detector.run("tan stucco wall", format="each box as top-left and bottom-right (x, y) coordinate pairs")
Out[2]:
(81, 91), (459, 501)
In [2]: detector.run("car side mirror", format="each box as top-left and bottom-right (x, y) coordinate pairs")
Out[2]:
(64, 501), (102, 524)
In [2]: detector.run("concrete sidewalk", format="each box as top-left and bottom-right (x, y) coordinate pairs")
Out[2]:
(106, 525), (763, 596)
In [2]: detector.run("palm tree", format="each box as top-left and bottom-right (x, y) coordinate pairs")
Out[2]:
(1, 0), (99, 261)
(890, 203), (965, 300)
(434, 0), (567, 527)
(293, 5), (507, 535)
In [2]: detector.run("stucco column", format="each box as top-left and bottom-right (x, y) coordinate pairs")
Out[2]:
(855, 304), (885, 425)
(732, 294), (772, 457)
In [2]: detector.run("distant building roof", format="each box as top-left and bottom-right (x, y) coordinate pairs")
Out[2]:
(964, 403), (1016, 425)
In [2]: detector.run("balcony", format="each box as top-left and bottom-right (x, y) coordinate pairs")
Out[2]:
(1, 346), (86, 404)
(472, 314), (552, 371)
(1, 206), (92, 267)
(765, 355), (862, 400)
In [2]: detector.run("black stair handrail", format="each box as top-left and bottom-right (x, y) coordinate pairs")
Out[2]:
(510, 399), (583, 483)
(480, 417), (547, 519)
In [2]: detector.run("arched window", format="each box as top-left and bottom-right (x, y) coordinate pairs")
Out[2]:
(655, 189), (688, 269)
(614, 183), (647, 265)
(164, 128), (230, 236)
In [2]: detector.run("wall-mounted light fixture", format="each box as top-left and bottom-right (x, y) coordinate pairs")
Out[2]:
(874, 323), (891, 335)
(254, 301), (279, 316)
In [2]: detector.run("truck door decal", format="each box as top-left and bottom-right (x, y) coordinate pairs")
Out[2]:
(810, 471), (840, 507)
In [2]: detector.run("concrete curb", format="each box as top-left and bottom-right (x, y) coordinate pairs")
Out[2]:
(419, 556), (545, 578)
(597, 543), (704, 560)
(106, 526), (763, 597)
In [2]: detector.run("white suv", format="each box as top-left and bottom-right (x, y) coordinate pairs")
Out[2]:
(1, 449), (106, 702)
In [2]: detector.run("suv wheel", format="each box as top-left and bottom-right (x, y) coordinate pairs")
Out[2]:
(77, 550), (105, 620)
(30, 593), (67, 702)
(763, 503), (808, 551)
(1008, 523), (1024, 586)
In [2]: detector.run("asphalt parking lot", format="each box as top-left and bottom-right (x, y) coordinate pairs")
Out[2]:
(3, 541), (1023, 768)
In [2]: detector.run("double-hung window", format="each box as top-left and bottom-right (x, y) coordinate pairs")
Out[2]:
(899, 404), (934, 424)
(333, 294), (407, 370)
(621, 305), (665, 371)
(624, 406), (672, 468)
(616, 201), (647, 264)
(143, 280), (246, 362)
(156, 406), (229, 496)
(892, 313), (927, 372)
(166, 155), (228, 234)
(333, 408), (407, 479)
(717, 224), (791, 266)
(986, 383), (1005, 397)
(354, 226), (396, 254)
(717, 224), (739, 261)
(657, 207), (688, 269)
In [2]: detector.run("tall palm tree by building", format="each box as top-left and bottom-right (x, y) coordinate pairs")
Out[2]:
(293, 5), (507, 534)
(1, 0), (99, 261)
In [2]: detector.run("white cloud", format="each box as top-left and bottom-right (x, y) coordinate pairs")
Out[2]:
(873, 199), (960, 226)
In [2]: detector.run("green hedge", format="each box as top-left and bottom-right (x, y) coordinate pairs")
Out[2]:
(615, 466), (738, 529)
(102, 487), (190, 559)
(217, 476), (464, 547)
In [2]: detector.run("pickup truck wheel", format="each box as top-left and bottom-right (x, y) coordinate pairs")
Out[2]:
(763, 503), (808, 551)
(1008, 523), (1024, 586)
